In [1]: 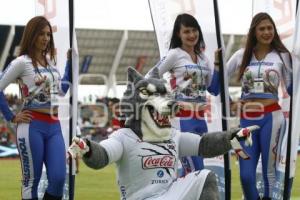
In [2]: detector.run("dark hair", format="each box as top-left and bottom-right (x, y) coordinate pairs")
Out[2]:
(238, 12), (289, 80)
(19, 16), (56, 66)
(169, 13), (205, 55)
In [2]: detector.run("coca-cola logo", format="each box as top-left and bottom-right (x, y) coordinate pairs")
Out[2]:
(142, 155), (176, 169)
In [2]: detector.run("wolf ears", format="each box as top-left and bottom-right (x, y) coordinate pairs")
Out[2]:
(146, 67), (160, 79)
(127, 66), (160, 83)
(127, 66), (144, 83)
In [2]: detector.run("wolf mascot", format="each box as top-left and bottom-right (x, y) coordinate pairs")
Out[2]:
(68, 67), (258, 200)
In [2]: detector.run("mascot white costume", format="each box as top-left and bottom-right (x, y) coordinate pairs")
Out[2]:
(68, 67), (259, 200)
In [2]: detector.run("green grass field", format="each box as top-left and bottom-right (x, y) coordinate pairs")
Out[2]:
(0, 157), (299, 200)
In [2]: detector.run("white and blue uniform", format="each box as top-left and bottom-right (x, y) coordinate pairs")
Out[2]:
(146, 47), (219, 175)
(100, 128), (211, 200)
(227, 49), (292, 199)
(0, 55), (70, 199)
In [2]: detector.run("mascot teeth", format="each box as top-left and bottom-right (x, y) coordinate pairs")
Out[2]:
(148, 106), (170, 127)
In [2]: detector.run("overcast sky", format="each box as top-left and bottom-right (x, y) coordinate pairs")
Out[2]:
(0, 0), (252, 34)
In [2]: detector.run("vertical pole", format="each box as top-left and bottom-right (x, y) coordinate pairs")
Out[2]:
(68, 0), (74, 199)
(213, 0), (231, 199)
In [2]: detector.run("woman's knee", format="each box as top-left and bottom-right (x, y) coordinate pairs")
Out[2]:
(48, 172), (66, 187)
(240, 169), (256, 186)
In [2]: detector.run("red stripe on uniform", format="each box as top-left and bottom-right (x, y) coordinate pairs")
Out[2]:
(175, 109), (205, 118)
(30, 111), (59, 123)
(240, 103), (281, 119)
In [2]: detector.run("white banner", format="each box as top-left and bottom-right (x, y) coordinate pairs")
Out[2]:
(252, 0), (297, 199)
(291, 0), (300, 179)
(35, 0), (70, 148)
(149, 0), (226, 199)
(35, 0), (79, 199)
(71, 25), (80, 176)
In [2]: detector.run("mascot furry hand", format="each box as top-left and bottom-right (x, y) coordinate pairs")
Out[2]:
(68, 67), (259, 200)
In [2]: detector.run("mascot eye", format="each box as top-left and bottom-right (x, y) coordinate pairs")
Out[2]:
(140, 89), (149, 96)
(139, 90), (149, 99)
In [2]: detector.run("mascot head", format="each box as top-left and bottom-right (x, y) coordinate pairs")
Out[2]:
(120, 67), (178, 142)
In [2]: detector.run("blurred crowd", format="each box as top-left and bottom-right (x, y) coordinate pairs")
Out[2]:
(0, 94), (21, 147)
(78, 96), (124, 142)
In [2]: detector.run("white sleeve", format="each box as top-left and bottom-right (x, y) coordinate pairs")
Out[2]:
(226, 49), (244, 78)
(178, 131), (202, 157)
(145, 49), (177, 78)
(0, 58), (25, 91)
(100, 137), (123, 164)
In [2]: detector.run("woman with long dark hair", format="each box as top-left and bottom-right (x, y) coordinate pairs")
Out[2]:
(147, 13), (221, 176)
(227, 12), (292, 200)
(0, 16), (71, 200)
